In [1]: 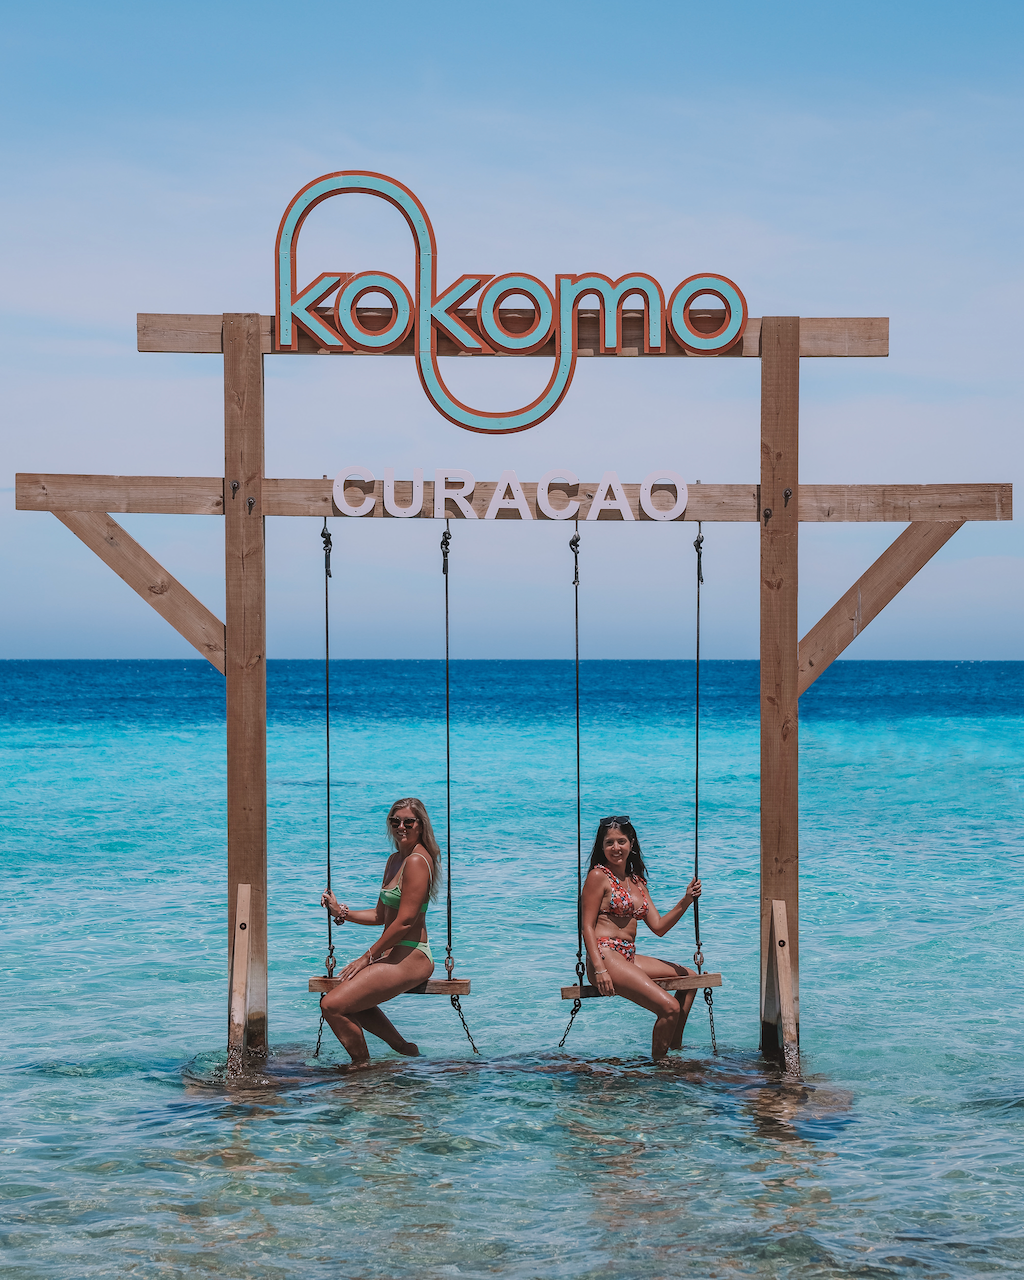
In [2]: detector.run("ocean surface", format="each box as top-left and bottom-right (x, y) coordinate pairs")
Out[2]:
(2, 659), (1023, 1279)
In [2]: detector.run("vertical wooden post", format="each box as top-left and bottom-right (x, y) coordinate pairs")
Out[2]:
(224, 313), (268, 1056)
(228, 883), (252, 1052)
(763, 899), (799, 1072)
(760, 316), (800, 1054)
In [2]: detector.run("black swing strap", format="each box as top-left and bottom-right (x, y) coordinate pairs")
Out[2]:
(692, 521), (717, 1055)
(441, 523), (480, 1053)
(559, 524), (586, 1048)
(315, 518), (335, 1058)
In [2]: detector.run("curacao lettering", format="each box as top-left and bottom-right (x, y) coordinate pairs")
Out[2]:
(334, 468), (689, 522)
(277, 172), (746, 434)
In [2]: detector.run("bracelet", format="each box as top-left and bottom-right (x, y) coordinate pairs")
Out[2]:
(594, 968), (608, 975)
(364, 951), (377, 965)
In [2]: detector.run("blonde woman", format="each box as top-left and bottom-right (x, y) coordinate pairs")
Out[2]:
(319, 797), (441, 1065)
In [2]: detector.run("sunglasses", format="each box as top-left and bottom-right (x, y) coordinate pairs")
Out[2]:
(601, 815), (631, 826)
(389, 816), (420, 828)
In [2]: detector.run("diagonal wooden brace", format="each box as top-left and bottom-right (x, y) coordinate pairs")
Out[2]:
(52, 510), (226, 673)
(798, 520), (965, 696)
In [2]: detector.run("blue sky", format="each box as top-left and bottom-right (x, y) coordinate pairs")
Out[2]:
(2, 0), (1022, 659)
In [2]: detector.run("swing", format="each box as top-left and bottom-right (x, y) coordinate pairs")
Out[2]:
(309, 520), (478, 1052)
(559, 521), (722, 1051)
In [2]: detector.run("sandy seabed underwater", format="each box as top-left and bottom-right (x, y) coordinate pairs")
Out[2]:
(3, 658), (1023, 1279)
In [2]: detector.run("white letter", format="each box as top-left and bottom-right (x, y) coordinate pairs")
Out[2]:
(639, 470), (688, 521)
(383, 467), (424, 517)
(585, 471), (635, 521)
(433, 469), (478, 519)
(484, 469), (533, 520)
(333, 465), (376, 516)
(536, 469), (580, 520)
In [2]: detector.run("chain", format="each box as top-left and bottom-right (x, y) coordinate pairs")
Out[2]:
(450, 994), (480, 1054)
(704, 989), (717, 1054)
(558, 955), (588, 1048)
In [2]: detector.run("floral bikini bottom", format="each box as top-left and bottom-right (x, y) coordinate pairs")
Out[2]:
(596, 936), (636, 963)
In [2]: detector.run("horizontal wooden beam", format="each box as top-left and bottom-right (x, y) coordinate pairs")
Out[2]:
(268, 478), (755, 522)
(17, 473), (224, 515)
(137, 312), (888, 358)
(52, 511), (226, 672)
(307, 976), (471, 995)
(18, 475), (1012, 523)
(562, 973), (723, 999)
(798, 520), (965, 695)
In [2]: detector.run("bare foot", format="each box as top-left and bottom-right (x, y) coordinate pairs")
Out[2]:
(398, 1040), (420, 1057)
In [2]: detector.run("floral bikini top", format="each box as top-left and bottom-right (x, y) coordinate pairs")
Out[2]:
(595, 865), (649, 920)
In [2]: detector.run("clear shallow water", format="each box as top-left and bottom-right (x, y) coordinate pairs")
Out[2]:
(2, 659), (1023, 1278)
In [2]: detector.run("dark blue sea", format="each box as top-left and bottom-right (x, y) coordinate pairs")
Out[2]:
(2, 660), (1023, 1278)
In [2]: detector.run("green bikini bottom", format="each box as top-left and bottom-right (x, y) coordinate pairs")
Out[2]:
(397, 939), (433, 963)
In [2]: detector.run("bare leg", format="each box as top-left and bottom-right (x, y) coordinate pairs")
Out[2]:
(635, 957), (698, 1050)
(354, 1006), (420, 1056)
(320, 949), (433, 1064)
(321, 1006), (371, 1065)
(587, 950), (681, 1059)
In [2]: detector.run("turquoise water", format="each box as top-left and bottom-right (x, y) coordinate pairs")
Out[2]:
(3, 659), (1023, 1278)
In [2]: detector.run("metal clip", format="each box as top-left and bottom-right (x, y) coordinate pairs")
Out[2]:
(230, 481), (239, 499)
(762, 507), (773, 524)
(440, 527), (451, 575)
(783, 488), (793, 507)
(247, 497), (255, 514)
(569, 531), (580, 586)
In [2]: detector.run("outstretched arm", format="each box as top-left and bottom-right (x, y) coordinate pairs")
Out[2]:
(321, 889), (385, 928)
(581, 870), (615, 996)
(645, 878), (701, 938)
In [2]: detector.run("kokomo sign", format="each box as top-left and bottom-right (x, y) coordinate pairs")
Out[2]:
(275, 172), (747, 435)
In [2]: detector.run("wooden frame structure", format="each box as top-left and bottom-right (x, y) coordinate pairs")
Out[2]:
(16, 307), (1012, 1061)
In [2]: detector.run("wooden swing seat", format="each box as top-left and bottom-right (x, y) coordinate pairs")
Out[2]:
(309, 976), (471, 996)
(561, 972), (722, 999)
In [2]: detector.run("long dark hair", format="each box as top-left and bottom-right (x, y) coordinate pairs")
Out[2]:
(589, 816), (648, 882)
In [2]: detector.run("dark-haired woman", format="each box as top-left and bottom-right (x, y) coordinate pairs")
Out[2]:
(581, 815), (702, 1059)
(318, 797), (440, 1065)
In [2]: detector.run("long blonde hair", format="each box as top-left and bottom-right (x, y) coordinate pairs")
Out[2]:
(385, 797), (442, 902)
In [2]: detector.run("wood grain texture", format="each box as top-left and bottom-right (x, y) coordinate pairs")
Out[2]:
(20, 475), (1011, 522)
(16, 474), (224, 514)
(760, 317), (801, 1041)
(307, 977), (472, 995)
(224, 314), (268, 1056)
(228, 883), (251, 1051)
(801, 483), (1011, 522)
(138, 312), (888, 358)
(561, 973), (723, 999)
(52, 510), (225, 671)
(798, 521), (965, 695)
(762, 900), (799, 1067)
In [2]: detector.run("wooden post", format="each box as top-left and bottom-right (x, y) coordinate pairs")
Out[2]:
(224, 314), (268, 1056)
(762, 899), (799, 1071)
(760, 317), (800, 1053)
(228, 882), (252, 1052)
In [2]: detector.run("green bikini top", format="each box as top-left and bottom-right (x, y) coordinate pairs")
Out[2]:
(379, 851), (432, 913)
